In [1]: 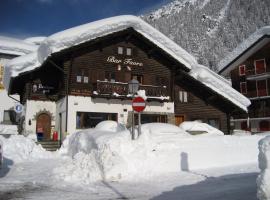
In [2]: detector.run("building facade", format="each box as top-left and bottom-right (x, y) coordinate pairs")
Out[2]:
(218, 26), (270, 132)
(5, 16), (249, 141)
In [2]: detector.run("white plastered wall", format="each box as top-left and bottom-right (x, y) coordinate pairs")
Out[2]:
(25, 100), (56, 137)
(66, 95), (174, 135)
(55, 97), (67, 141)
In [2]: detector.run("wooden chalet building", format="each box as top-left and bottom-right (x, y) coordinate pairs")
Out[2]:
(218, 26), (270, 132)
(4, 16), (249, 141)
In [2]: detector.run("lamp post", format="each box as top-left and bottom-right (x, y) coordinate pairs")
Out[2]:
(128, 79), (139, 140)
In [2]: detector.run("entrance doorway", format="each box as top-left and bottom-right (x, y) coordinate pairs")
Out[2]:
(36, 113), (51, 140)
(175, 115), (185, 126)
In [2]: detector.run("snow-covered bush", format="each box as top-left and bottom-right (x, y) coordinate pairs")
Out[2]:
(180, 121), (224, 136)
(257, 136), (270, 200)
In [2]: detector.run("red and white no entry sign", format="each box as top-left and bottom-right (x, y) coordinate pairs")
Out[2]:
(132, 97), (146, 112)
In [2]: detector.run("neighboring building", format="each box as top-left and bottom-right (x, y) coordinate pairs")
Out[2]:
(4, 16), (249, 141)
(218, 26), (270, 132)
(0, 36), (38, 125)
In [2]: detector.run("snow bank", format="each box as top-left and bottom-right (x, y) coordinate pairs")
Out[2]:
(0, 36), (37, 56)
(180, 121), (224, 135)
(0, 135), (53, 163)
(0, 124), (18, 135)
(56, 123), (263, 184)
(257, 136), (270, 200)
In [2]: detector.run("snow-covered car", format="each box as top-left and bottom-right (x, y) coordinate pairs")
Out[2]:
(141, 123), (189, 136)
(179, 121), (224, 136)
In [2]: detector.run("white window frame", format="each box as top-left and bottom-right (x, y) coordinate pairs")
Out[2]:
(254, 59), (266, 74)
(239, 65), (246, 76)
(118, 46), (124, 55)
(76, 75), (82, 83)
(126, 47), (132, 56)
(179, 91), (188, 103)
(240, 82), (247, 94)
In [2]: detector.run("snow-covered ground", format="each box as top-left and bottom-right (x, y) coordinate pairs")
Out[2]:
(257, 135), (270, 200)
(0, 122), (268, 200)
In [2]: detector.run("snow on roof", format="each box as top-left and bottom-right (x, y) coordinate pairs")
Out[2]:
(190, 65), (250, 112)
(24, 36), (47, 45)
(4, 15), (250, 111)
(0, 36), (38, 56)
(218, 26), (270, 74)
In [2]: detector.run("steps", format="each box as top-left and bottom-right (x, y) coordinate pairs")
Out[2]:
(37, 140), (61, 151)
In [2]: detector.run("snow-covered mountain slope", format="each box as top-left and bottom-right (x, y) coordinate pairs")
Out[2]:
(142, 0), (270, 71)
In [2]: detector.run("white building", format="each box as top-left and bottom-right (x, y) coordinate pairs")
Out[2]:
(0, 36), (38, 125)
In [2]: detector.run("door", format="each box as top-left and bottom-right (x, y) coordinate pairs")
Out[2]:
(36, 113), (51, 140)
(175, 115), (185, 126)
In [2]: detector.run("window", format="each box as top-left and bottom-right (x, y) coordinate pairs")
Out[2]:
(179, 91), (188, 103)
(131, 74), (143, 84)
(240, 82), (247, 94)
(3, 110), (17, 125)
(76, 112), (117, 129)
(255, 59), (266, 74)
(257, 79), (267, 97)
(126, 48), (132, 56)
(239, 65), (246, 76)
(76, 69), (88, 83)
(118, 47), (124, 55)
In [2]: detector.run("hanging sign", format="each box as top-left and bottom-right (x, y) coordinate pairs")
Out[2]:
(14, 103), (23, 114)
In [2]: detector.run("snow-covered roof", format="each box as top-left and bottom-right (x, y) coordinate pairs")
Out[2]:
(190, 65), (250, 112)
(218, 26), (270, 75)
(24, 36), (47, 45)
(0, 36), (38, 56)
(4, 15), (250, 112)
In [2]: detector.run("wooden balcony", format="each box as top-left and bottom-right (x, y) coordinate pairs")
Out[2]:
(93, 81), (169, 100)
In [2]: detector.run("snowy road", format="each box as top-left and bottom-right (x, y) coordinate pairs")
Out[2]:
(0, 158), (259, 200)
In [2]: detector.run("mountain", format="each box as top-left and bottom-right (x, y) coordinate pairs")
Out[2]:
(142, 0), (270, 71)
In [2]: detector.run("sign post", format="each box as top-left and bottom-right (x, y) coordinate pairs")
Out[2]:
(132, 97), (146, 138)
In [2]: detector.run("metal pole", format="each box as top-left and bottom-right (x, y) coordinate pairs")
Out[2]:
(138, 112), (141, 137)
(132, 110), (135, 140)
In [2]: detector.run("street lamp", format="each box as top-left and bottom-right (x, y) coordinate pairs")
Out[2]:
(128, 79), (139, 95)
(128, 79), (139, 140)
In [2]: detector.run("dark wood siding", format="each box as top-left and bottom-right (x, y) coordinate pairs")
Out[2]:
(174, 85), (228, 133)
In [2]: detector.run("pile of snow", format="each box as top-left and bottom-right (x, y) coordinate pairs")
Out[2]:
(233, 129), (252, 136)
(56, 122), (263, 184)
(0, 135), (53, 163)
(95, 120), (126, 132)
(0, 124), (18, 135)
(142, 123), (189, 136)
(0, 36), (38, 56)
(257, 136), (270, 200)
(24, 36), (46, 45)
(180, 121), (224, 136)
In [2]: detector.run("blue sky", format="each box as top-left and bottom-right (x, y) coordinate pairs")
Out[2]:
(1, 0), (171, 39)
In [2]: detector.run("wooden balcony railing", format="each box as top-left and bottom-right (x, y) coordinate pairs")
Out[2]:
(93, 81), (169, 99)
